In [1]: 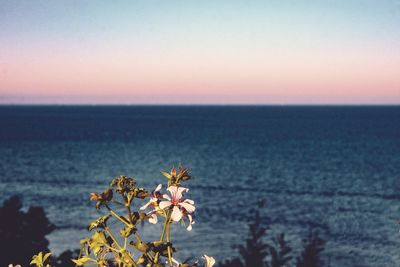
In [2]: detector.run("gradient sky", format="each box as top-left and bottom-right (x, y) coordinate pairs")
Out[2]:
(0, 0), (399, 104)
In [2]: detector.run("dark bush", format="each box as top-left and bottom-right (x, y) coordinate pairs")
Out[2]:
(0, 195), (55, 266)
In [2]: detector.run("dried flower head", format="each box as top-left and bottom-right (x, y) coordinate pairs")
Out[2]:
(162, 165), (192, 185)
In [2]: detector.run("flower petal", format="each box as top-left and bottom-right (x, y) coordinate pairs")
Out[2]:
(167, 185), (188, 201)
(159, 201), (172, 210)
(184, 199), (194, 205)
(154, 184), (162, 192)
(186, 214), (195, 231)
(167, 186), (178, 198)
(162, 194), (171, 201)
(149, 214), (158, 224)
(140, 200), (152, 210)
(178, 202), (195, 213)
(171, 206), (183, 222)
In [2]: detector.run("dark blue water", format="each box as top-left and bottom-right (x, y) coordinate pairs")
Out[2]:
(1, 106), (400, 266)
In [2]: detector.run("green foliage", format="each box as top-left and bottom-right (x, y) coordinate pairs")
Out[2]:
(53, 165), (212, 267)
(30, 252), (52, 267)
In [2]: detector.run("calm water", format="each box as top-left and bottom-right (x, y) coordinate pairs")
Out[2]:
(1, 106), (400, 266)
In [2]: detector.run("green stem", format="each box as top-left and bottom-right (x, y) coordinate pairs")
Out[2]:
(153, 209), (172, 265)
(110, 199), (125, 206)
(105, 227), (123, 250)
(105, 204), (131, 227)
(166, 216), (173, 266)
(127, 205), (133, 222)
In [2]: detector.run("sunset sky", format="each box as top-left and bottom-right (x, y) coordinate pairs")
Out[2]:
(0, 0), (399, 104)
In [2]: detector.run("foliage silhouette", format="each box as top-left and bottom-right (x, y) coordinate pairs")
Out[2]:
(296, 230), (325, 267)
(267, 233), (292, 267)
(0, 195), (55, 266)
(238, 200), (269, 267)
(219, 200), (269, 267)
(218, 201), (326, 267)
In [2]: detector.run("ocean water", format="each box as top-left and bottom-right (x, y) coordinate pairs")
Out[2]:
(0, 105), (400, 266)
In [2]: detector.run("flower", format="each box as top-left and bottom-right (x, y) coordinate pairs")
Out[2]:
(140, 184), (162, 210)
(203, 255), (216, 267)
(159, 185), (195, 224)
(140, 184), (163, 224)
(8, 265), (21, 267)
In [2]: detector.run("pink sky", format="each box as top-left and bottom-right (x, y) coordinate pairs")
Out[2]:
(1, 1), (399, 104)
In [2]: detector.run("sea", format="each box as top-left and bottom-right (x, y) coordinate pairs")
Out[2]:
(0, 105), (399, 267)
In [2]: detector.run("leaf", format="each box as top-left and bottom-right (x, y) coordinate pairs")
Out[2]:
(120, 225), (136, 238)
(129, 241), (149, 253)
(161, 171), (172, 179)
(88, 215), (111, 231)
(72, 256), (91, 266)
(89, 231), (108, 256)
(43, 252), (51, 262)
(30, 252), (51, 267)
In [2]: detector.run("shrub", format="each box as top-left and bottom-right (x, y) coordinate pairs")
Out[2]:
(0, 195), (55, 266)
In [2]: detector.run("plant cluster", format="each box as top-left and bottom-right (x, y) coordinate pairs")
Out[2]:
(219, 200), (325, 267)
(26, 166), (215, 267)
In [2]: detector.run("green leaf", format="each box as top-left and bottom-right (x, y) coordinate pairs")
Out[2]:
(71, 256), (91, 266)
(89, 231), (108, 256)
(30, 252), (51, 267)
(88, 215), (111, 231)
(119, 225), (136, 238)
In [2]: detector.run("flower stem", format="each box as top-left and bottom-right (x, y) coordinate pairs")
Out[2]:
(166, 216), (173, 266)
(105, 227), (123, 250)
(153, 209), (172, 265)
(105, 204), (131, 227)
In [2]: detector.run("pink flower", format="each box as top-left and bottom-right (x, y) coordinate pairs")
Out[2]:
(140, 184), (162, 211)
(140, 184), (163, 224)
(159, 186), (196, 225)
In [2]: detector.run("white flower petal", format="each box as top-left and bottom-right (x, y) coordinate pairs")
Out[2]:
(178, 202), (196, 213)
(155, 184), (162, 192)
(159, 201), (172, 210)
(176, 187), (188, 199)
(186, 214), (195, 231)
(167, 186), (179, 198)
(149, 214), (158, 224)
(184, 199), (194, 205)
(171, 206), (183, 222)
(162, 193), (171, 201)
(167, 185), (188, 201)
(140, 200), (152, 210)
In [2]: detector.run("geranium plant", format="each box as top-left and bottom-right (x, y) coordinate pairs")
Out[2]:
(29, 166), (215, 267)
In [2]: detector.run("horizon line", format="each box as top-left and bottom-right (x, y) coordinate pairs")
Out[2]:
(0, 103), (399, 107)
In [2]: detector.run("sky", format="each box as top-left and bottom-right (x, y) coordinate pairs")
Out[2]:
(0, 0), (399, 104)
